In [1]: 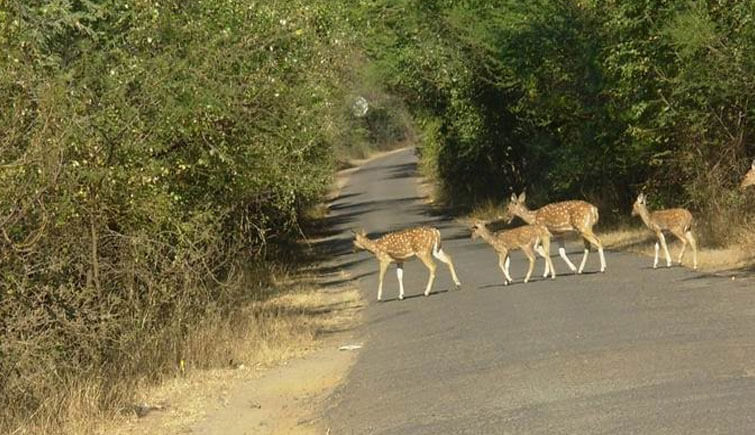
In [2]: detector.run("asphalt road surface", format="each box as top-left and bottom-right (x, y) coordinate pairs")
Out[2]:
(320, 148), (755, 434)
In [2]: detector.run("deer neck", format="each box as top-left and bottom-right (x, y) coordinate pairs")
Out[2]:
(517, 207), (538, 225)
(358, 237), (381, 255)
(476, 226), (498, 247)
(636, 204), (655, 229)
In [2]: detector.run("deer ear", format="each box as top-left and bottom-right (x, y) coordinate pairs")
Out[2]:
(510, 193), (517, 202)
(751, 159), (755, 170)
(518, 191), (526, 203)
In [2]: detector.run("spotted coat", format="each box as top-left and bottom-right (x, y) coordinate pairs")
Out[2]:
(352, 226), (461, 301)
(503, 191), (606, 274)
(631, 193), (698, 269)
(470, 219), (556, 283)
(506, 198), (599, 236)
(632, 196), (693, 235)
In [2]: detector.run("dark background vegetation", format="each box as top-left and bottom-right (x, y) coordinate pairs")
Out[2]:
(360, 0), (755, 239)
(1, 0), (754, 431)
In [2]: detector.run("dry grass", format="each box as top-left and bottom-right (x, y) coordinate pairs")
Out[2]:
(113, 273), (362, 435)
(601, 224), (755, 272)
(8, 273), (362, 435)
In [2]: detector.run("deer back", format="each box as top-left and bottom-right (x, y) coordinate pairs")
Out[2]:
(495, 224), (545, 250)
(535, 200), (597, 233)
(375, 227), (439, 259)
(650, 209), (693, 232)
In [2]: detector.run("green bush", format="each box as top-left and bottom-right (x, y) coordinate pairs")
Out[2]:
(358, 0), (755, 233)
(0, 0), (362, 429)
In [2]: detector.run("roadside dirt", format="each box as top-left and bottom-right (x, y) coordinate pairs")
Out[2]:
(110, 149), (414, 435)
(188, 333), (362, 434)
(113, 279), (362, 435)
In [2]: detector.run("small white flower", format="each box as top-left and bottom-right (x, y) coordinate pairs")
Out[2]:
(147, 37), (153, 43)
(279, 19), (287, 26)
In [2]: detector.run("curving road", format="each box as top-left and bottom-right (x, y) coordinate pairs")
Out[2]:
(319, 148), (755, 434)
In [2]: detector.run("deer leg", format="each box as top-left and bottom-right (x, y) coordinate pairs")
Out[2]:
(556, 237), (578, 273)
(535, 244), (550, 277)
(579, 230), (606, 273)
(671, 229), (687, 266)
(417, 253), (437, 296)
(658, 232), (672, 268)
(685, 230), (698, 270)
(433, 247), (461, 288)
(377, 260), (389, 301)
(535, 245), (550, 278)
(499, 252), (513, 285)
(539, 235), (556, 279)
(578, 239), (590, 274)
(523, 246), (536, 284)
(396, 262), (405, 300)
(653, 241), (660, 269)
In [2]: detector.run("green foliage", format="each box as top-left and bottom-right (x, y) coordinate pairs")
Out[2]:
(0, 0), (363, 428)
(359, 0), (755, 225)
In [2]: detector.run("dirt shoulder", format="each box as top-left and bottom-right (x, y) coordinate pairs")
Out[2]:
(188, 333), (360, 434)
(112, 276), (362, 435)
(109, 149), (409, 435)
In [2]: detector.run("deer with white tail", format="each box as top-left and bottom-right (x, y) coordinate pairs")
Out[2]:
(631, 193), (698, 270)
(352, 227), (461, 301)
(503, 192), (606, 275)
(470, 219), (556, 285)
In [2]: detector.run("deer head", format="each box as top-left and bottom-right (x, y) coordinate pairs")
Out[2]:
(631, 193), (646, 217)
(351, 229), (370, 251)
(741, 160), (755, 191)
(503, 191), (527, 224)
(469, 219), (489, 240)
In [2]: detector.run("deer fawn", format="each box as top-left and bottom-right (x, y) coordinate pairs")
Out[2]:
(741, 160), (755, 190)
(352, 227), (461, 301)
(631, 193), (698, 270)
(470, 219), (556, 285)
(503, 192), (606, 275)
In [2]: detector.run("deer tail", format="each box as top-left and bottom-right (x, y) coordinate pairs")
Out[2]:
(432, 228), (442, 253)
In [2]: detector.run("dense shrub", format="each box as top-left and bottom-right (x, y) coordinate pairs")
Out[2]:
(359, 0), (755, 236)
(0, 0), (363, 429)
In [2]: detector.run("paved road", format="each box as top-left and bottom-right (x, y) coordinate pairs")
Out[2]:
(320, 148), (755, 434)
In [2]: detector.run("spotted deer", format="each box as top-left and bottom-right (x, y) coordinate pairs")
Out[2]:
(503, 192), (606, 275)
(631, 193), (698, 270)
(352, 227), (461, 301)
(741, 160), (755, 190)
(470, 219), (555, 285)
